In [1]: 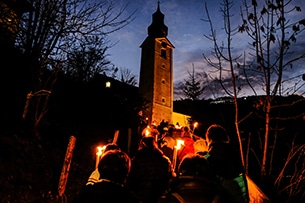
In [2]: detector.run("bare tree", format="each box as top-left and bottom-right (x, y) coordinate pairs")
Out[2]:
(16, 0), (135, 136)
(203, 0), (305, 200)
(203, 0), (246, 168)
(239, 0), (305, 180)
(118, 67), (138, 86)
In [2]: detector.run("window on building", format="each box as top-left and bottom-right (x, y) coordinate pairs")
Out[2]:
(161, 49), (166, 59)
(162, 97), (165, 103)
(105, 81), (111, 88)
(162, 79), (165, 84)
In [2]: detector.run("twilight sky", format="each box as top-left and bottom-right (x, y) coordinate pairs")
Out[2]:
(106, 0), (305, 99)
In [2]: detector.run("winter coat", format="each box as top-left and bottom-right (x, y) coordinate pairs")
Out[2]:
(158, 175), (227, 203)
(205, 142), (249, 203)
(177, 137), (194, 165)
(127, 147), (174, 203)
(159, 135), (176, 162)
(73, 179), (141, 203)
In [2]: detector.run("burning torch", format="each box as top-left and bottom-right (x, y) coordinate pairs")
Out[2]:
(172, 139), (184, 172)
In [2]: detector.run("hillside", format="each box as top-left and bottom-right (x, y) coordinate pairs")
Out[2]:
(1, 91), (305, 202)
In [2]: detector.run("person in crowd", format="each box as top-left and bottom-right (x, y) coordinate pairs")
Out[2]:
(158, 153), (227, 203)
(159, 126), (176, 162)
(205, 124), (249, 203)
(193, 138), (209, 156)
(157, 126), (169, 147)
(86, 143), (121, 186)
(126, 136), (175, 203)
(177, 126), (195, 167)
(73, 149), (141, 203)
(141, 124), (160, 142)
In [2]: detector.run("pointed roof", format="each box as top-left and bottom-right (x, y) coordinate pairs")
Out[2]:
(148, 1), (168, 38)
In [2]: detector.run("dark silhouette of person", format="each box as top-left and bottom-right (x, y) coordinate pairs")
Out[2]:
(74, 149), (141, 203)
(205, 124), (249, 203)
(126, 136), (175, 203)
(86, 143), (121, 186)
(159, 126), (176, 163)
(158, 153), (227, 203)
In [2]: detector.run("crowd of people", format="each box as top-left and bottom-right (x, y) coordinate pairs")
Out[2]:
(73, 123), (249, 203)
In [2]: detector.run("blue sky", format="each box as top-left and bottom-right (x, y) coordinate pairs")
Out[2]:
(106, 0), (305, 99)
(107, 0), (214, 80)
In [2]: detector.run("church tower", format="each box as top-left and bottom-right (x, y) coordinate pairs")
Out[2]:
(139, 1), (174, 125)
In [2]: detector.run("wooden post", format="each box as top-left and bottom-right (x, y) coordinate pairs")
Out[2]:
(172, 146), (178, 171)
(58, 135), (76, 197)
(112, 130), (119, 144)
(127, 128), (132, 154)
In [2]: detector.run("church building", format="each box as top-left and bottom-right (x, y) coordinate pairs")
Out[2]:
(139, 1), (189, 126)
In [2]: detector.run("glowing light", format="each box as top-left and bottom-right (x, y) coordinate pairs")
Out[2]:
(145, 128), (150, 137)
(96, 146), (105, 156)
(95, 145), (106, 169)
(175, 139), (184, 150)
(172, 139), (185, 172)
(105, 81), (111, 88)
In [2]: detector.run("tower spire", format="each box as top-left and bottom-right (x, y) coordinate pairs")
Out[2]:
(148, 0), (168, 38)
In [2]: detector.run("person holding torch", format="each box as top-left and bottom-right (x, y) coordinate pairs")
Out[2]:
(87, 143), (120, 186)
(177, 126), (195, 168)
(73, 150), (141, 203)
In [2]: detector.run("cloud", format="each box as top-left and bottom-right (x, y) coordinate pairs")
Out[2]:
(107, 0), (305, 98)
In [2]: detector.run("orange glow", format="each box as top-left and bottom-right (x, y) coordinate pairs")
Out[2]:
(144, 125), (151, 137)
(96, 146), (106, 156)
(95, 145), (106, 169)
(193, 122), (198, 128)
(175, 139), (184, 150)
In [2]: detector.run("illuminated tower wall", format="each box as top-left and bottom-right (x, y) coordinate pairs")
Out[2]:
(139, 2), (174, 125)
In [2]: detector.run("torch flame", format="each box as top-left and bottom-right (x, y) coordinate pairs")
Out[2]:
(175, 139), (184, 150)
(145, 129), (150, 137)
(96, 146), (106, 156)
(144, 125), (151, 137)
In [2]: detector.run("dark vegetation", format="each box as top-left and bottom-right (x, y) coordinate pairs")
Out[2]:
(1, 55), (305, 202)
(1, 0), (304, 201)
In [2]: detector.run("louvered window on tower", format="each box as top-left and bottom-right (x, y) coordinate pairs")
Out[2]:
(161, 49), (166, 59)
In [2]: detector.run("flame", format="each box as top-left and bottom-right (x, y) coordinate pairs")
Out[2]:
(175, 139), (184, 150)
(145, 129), (150, 137)
(144, 125), (151, 137)
(96, 146), (106, 156)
